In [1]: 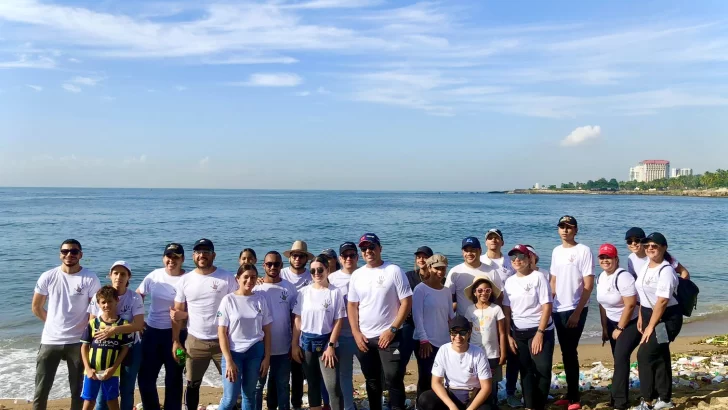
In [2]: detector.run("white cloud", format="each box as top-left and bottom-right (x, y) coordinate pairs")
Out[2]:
(175, 85), (187, 91)
(26, 84), (42, 91)
(200, 55), (299, 65)
(62, 83), (82, 93)
(100, 96), (115, 102)
(68, 57), (81, 63)
(316, 86), (331, 94)
(71, 76), (101, 86)
(0, 54), (55, 69)
(561, 126), (602, 147)
(294, 91), (310, 96)
(283, 0), (383, 9)
(228, 73), (303, 87)
(199, 156), (210, 167)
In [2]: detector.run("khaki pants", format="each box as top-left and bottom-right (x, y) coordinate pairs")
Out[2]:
(185, 334), (223, 382)
(34, 343), (84, 410)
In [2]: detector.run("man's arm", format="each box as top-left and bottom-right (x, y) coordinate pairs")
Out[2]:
(32, 293), (47, 322)
(392, 296), (412, 329)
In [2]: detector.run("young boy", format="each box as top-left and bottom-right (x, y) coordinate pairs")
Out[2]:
(81, 286), (133, 410)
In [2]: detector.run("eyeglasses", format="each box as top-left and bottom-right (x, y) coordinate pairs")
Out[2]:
(475, 288), (492, 294)
(509, 253), (528, 261)
(449, 330), (469, 337)
(291, 253), (307, 260)
(341, 253), (358, 260)
(626, 239), (642, 245)
(644, 243), (661, 250)
(265, 261), (282, 268)
(194, 249), (213, 255)
(311, 267), (327, 275)
(360, 245), (377, 252)
(60, 249), (81, 256)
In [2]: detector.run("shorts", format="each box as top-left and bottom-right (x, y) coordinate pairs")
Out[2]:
(81, 374), (120, 401)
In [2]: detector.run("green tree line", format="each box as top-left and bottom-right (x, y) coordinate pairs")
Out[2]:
(552, 169), (728, 191)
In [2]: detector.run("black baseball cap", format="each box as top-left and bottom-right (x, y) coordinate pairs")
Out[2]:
(359, 233), (381, 247)
(625, 227), (646, 240)
(414, 246), (434, 257)
(558, 215), (578, 227)
(449, 315), (471, 331)
(164, 243), (184, 257)
(193, 238), (214, 251)
(485, 228), (503, 241)
(642, 232), (668, 247)
(321, 248), (337, 260)
(462, 236), (482, 249)
(339, 242), (357, 254)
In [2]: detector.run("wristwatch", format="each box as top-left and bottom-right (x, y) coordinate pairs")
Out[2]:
(537, 329), (545, 334)
(328, 342), (335, 348)
(390, 326), (398, 334)
(615, 325), (625, 331)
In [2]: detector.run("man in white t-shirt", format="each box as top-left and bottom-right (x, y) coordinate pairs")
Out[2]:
(254, 251), (297, 410)
(549, 216), (594, 410)
(32, 239), (101, 410)
(480, 228), (515, 284)
(171, 238), (238, 410)
(447, 237), (503, 317)
(348, 233), (412, 410)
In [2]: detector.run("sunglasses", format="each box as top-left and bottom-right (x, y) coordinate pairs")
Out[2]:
(60, 249), (81, 256)
(194, 249), (213, 255)
(644, 243), (661, 250)
(598, 255), (614, 260)
(360, 244), (377, 252)
(311, 267), (327, 275)
(341, 253), (358, 260)
(626, 239), (642, 245)
(449, 329), (469, 337)
(265, 261), (282, 268)
(475, 288), (492, 294)
(509, 253), (528, 261)
(291, 253), (308, 259)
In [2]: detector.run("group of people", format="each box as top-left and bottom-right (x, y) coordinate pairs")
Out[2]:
(31, 215), (692, 410)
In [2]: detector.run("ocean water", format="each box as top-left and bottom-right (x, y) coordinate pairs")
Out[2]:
(1, 188), (727, 399)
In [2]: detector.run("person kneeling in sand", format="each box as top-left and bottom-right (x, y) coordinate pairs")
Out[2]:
(81, 286), (133, 410)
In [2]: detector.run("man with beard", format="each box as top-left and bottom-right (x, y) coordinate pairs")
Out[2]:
(172, 239), (237, 410)
(447, 237), (503, 317)
(33, 239), (101, 410)
(254, 251), (298, 410)
(480, 229), (515, 285)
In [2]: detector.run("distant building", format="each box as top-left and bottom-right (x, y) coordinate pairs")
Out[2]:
(534, 183), (541, 189)
(629, 160), (670, 182)
(671, 168), (693, 178)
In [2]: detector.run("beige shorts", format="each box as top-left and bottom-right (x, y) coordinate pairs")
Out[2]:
(185, 334), (223, 382)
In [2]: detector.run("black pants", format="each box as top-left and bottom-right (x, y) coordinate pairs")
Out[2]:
(356, 334), (407, 410)
(514, 328), (554, 410)
(267, 358), (304, 409)
(553, 308), (588, 403)
(637, 306), (683, 403)
(139, 327), (187, 410)
(417, 389), (492, 410)
(414, 342), (439, 402)
(605, 318), (640, 409)
(487, 358), (501, 409)
(505, 347), (519, 396)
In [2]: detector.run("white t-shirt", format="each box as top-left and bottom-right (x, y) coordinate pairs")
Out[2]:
(254, 280), (298, 356)
(412, 284), (456, 347)
(293, 284), (347, 336)
(217, 292), (272, 353)
(480, 254), (515, 285)
(635, 261), (679, 308)
(465, 304), (505, 359)
(445, 262), (504, 317)
(550, 244), (594, 312)
(328, 270), (354, 337)
(628, 253), (679, 277)
(502, 272), (554, 330)
(89, 288), (145, 343)
(596, 270), (639, 323)
(281, 267), (312, 291)
(348, 262), (413, 339)
(35, 267), (102, 345)
(432, 343), (492, 390)
(174, 268), (238, 340)
(136, 268), (186, 329)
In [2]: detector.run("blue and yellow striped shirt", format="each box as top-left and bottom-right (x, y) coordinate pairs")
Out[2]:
(80, 317), (133, 376)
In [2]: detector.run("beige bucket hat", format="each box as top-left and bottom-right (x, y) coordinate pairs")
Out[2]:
(283, 240), (315, 261)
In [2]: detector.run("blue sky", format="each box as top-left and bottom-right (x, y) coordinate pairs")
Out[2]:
(1, 0), (727, 190)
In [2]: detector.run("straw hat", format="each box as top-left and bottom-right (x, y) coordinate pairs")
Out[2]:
(463, 275), (502, 301)
(283, 240), (315, 261)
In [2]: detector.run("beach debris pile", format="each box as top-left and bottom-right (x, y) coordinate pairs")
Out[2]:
(699, 335), (728, 347)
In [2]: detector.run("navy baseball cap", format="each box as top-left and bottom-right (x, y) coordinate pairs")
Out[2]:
(358, 233), (381, 247)
(558, 215), (578, 227)
(449, 315), (472, 331)
(339, 242), (357, 254)
(642, 232), (668, 247)
(193, 238), (214, 251)
(625, 227), (646, 240)
(164, 243), (184, 257)
(414, 246), (434, 257)
(462, 236), (482, 249)
(485, 229), (503, 241)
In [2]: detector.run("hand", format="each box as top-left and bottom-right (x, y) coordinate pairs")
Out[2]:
(448, 403), (459, 410)
(637, 316), (643, 334)
(291, 345), (304, 364)
(172, 341), (186, 364)
(259, 356), (270, 378)
(321, 346), (338, 369)
(256, 277), (264, 285)
(93, 326), (117, 341)
(531, 332), (543, 355)
(170, 309), (188, 321)
(354, 332), (369, 352)
(508, 336), (518, 354)
(419, 342), (433, 358)
(601, 330), (609, 347)
(498, 355), (506, 366)
(225, 360), (238, 382)
(640, 325), (654, 344)
(86, 368), (97, 381)
(566, 311), (581, 328)
(378, 329), (396, 349)
(612, 329), (623, 341)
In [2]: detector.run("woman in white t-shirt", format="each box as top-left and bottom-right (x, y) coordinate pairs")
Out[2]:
(594, 244), (639, 410)
(632, 233), (683, 410)
(502, 245), (554, 410)
(625, 227), (690, 279)
(464, 277), (505, 408)
(417, 315), (493, 410)
(136, 243), (187, 410)
(88, 261), (145, 410)
(218, 264), (272, 410)
(292, 255), (346, 410)
(412, 254), (456, 402)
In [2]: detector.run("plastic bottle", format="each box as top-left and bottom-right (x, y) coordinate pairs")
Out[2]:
(175, 348), (187, 366)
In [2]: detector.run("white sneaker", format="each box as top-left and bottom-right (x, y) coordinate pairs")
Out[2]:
(631, 401), (652, 410)
(653, 400), (674, 409)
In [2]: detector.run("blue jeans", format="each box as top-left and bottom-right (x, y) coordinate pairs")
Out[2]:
(337, 336), (359, 410)
(256, 354), (291, 410)
(96, 341), (142, 410)
(221, 342), (265, 410)
(138, 327), (186, 410)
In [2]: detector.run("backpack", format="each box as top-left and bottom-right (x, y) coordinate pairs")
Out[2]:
(675, 276), (699, 317)
(612, 268), (634, 292)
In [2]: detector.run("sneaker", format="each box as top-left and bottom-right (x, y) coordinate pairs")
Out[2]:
(323, 405), (332, 410)
(567, 403), (581, 410)
(553, 399), (570, 406)
(506, 395), (522, 408)
(653, 400), (674, 409)
(631, 401), (653, 410)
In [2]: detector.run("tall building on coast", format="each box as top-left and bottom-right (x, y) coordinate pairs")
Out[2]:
(629, 160), (670, 182)
(671, 168), (693, 178)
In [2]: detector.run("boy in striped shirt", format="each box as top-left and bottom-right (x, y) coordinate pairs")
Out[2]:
(80, 286), (133, 410)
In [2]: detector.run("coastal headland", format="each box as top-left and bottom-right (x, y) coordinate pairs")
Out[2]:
(510, 188), (728, 198)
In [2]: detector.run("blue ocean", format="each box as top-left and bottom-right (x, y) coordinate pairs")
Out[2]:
(1, 188), (727, 399)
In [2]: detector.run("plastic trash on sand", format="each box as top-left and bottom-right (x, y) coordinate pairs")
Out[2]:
(405, 384), (417, 393)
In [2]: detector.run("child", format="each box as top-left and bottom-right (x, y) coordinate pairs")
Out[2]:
(464, 277), (506, 407)
(81, 286), (133, 410)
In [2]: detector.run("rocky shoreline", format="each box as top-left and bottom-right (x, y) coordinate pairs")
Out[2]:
(510, 188), (728, 198)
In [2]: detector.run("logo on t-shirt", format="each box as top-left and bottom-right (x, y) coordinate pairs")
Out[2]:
(211, 281), (220, 292)
(322, 299), (331, 310)
(255, 304), (262, 314)
(433, 362), (439, 367)
(280, 290), (288, 301)
(468, 364), (475, 374)
(568, 254), (576, 264)
(74, 284), (84, 295)
(120, 305), (131, 314)
(216, 311), (222, 317)
(376, 275), (386, 288)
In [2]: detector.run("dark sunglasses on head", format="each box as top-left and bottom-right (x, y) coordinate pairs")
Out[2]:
(449, 329), (469, 337)
(341, 253), (358, 260)
(509, 253), (528, 261)
(311, 267), (327, 275)
(265, 261), (282, 268)
(360, 244), (377, 252)
(60, 249), (81, 256)
(626, 239), (642, 245)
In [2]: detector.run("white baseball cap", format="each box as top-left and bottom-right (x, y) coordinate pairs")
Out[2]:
(109, 260), (132, 275)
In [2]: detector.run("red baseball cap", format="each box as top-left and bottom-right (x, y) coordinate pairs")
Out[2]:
(507, 244), (532, 257)
(598, 243), (618, 258)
